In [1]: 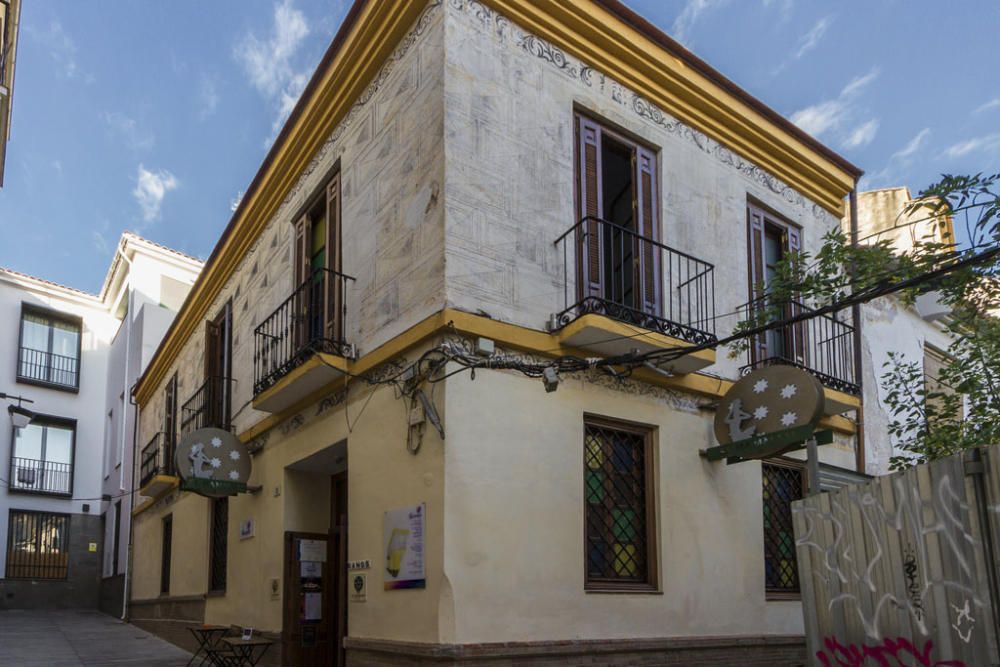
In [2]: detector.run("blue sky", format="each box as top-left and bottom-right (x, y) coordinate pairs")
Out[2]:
(0, 0), (997, 293)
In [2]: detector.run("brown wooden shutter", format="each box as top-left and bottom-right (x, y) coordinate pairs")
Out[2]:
(204, 319), (221, 380)
(577, 115), (604, 299)
(292, 214), (310, 350)
(635, 146), (660, 316)
(324, 173), (342, 341)
(293, 214), (310, 287)
(747, 205), (767, 362)
(785, 226), (807, 365)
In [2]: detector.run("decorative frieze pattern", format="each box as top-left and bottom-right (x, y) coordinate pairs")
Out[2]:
(449, 0), (838, 225)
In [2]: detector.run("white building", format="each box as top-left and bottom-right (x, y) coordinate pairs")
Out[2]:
(97, 234), (202, 616)
(849, 187), (956, 475)
(0, 232), (200, 610)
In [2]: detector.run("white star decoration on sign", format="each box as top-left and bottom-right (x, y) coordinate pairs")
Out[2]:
(781, 412), (797, 427)
(229, 450), (240, 461)
(780, 384), (798, 399)
(211, 437), (223, 448)
(753, 406), (769, 420)
(210, 457), (222, 469)
(753, 379), (769, 394)
(228, 470), (240, 481)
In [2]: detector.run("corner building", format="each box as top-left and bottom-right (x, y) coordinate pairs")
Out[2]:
(129, 1), (867, 664)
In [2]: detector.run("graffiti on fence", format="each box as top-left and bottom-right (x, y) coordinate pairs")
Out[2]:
(815, 636), (965, 667)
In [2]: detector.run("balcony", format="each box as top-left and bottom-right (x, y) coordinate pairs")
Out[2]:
(741, 297), (859, 414)
(181, 376), (232, 434)
(253, 268), (356, 413)
(17, 347), (79, 391)
(9, 458), (72, 496)
(139, 432), (177, 497)
(551, 216), (717, 373)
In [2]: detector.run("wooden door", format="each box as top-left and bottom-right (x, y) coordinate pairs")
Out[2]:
(283, 532), (333, 666)
(329, 473), (348, 667)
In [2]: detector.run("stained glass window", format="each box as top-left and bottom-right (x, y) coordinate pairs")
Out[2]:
(762, 461), (805, 594)
(584, 419), (653, 588)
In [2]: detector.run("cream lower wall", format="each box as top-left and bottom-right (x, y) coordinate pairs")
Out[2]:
(133, 347), (448, 643)
(442, 366), (803, 643)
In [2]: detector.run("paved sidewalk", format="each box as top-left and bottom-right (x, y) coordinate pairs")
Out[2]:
(0, 609), (193, 666)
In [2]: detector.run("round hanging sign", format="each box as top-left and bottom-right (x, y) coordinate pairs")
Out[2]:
(174, 427), (251, 497)
(713, 365), (825, 446)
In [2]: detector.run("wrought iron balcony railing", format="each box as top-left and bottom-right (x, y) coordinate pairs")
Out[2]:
(741, 297), (859, 396)
(181, 376), (232, 434)
(140, 432), (175, 488)
(9, 457), (72, 496)
(253, 268), (356, 396)
(552, 216), (717, 345)
(17, 347), (79, 390)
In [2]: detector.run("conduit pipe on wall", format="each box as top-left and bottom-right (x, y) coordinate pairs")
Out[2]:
(848, 185), (866, 474)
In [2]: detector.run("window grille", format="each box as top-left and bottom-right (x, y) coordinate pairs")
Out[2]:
(5, 510), (70, 579)
(584, 419), (653, 588)
(18, 306), (82, 390)
(762, 461), (805, 594)
(210, 497), (228, 592)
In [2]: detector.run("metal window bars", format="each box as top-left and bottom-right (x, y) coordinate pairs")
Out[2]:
(181, 376), (233, 434)
(17, 347), (79, 389)
(8, 457), (72, 495)
(762, 462), (804, 593)
(139, 431), (176, 488)
(253, 267), (356, 396)
(740, 296), (859, 395)
(553, 216), (717, 345)
(5, 510), (70, 580)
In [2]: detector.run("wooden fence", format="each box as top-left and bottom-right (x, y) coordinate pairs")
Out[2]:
(793, 447), (1000, 666)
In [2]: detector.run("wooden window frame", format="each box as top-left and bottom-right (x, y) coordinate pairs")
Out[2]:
(16, 302), (83, 393)
(762, 457), (807, 600)
(583, 414), (659, 593)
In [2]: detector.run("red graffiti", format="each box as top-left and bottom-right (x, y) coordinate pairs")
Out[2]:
(816, 636), (965, 667)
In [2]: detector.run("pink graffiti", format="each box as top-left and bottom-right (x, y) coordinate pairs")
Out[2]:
(816, 636), (965, 667)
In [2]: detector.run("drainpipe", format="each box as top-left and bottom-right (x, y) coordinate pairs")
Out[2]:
(114, 242), (134, 621)
(848, 186), (866, 474)
(123, 383), (139, 622)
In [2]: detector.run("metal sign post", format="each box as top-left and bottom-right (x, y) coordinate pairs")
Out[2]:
(806, 435), (820, 496)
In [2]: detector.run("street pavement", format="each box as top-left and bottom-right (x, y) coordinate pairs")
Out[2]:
(0, 609), (193, 666)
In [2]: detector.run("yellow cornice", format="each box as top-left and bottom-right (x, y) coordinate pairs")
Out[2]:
(479, 0), (858, 215)
(134, 0), (428, 406)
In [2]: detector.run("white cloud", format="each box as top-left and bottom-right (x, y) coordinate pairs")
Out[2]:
(230, 190), (245, 213)
(794, 16), (832, 60)
(943, 133), (1000, 159)
(973, 98), (1000, 115)
(862, 128), (930, 188)
(893, 128), (931, 161)
(762, 0), (794, 23)
(672, 0), (726, 45)
(790, 67), (879, 138)
(198, 75), (220, 120)
(26, 20), (88, 81)
(842, 119), (879, 149)
(102, 112), (154, 151)
(133, 165), (179, 223)
(234, 0), (311, 139)
(91, 231), (110, 255)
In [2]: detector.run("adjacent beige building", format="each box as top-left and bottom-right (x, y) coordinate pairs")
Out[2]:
(0, 0), (22, 186)
(128, 1), (866, 664)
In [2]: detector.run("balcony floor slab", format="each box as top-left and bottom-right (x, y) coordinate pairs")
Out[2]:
(253, 353), (349, 414)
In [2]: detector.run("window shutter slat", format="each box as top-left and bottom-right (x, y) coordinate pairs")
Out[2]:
(325, 173), (342, 342)
(747, 205), (767, 361)
(635, 146), (660, 316)
(577, 115), (604, 299)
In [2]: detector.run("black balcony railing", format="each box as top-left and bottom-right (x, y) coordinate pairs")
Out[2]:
(17, 347), (79, 389)
(9, 458), (73, 496)
(181, 376), (232, 434)
(140, 432), (175, 488)
(741, 297), (859, 395)
(553, 216), (717, 345)
(253, 268), (355, 395)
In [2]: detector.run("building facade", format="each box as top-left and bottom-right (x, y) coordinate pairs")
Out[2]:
(128, 1), (865, 664)
(98, 234), (202, 617)
(849, 187), (957, 475)
(0, 0), (21, 186)
(0, 233), (199, 611)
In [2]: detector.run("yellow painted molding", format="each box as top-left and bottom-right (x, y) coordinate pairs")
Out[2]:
(238, 308), (856, 442)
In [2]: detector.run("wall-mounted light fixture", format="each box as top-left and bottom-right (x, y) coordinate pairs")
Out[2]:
(1, 392), (36, 429)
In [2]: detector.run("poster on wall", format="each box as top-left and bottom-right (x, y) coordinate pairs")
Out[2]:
(383, 503), (426, 590)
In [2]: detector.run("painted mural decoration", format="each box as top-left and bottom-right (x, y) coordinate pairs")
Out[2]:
(174, 427), (251, 497)
(704, 365), (826, 463)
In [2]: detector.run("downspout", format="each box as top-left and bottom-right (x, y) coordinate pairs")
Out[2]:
(115, 245), (133, 485)
(114, 242), (134, 621)
(849, 186), (866, 474)
(123, 383), (139, 622)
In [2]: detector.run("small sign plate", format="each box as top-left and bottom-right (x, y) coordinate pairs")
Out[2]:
(350, 574), (367, 603)
(347, 559), (371, 571)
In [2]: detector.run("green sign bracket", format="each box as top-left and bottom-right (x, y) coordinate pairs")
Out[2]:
(701, 426), (833, 464)
(180, 478), (247, 497)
